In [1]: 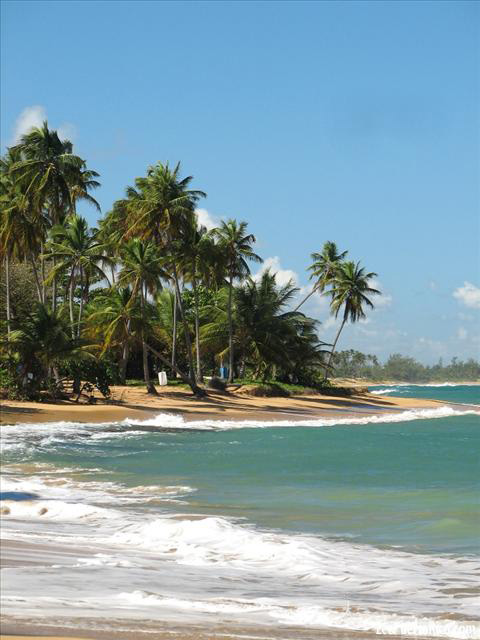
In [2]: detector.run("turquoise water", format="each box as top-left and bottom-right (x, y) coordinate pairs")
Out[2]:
(369, 383), (480, 405)
(3, 386), (479, 554)
(1, 385), (479, 637)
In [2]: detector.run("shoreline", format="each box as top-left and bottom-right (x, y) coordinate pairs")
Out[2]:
(0, 385), (448, 427)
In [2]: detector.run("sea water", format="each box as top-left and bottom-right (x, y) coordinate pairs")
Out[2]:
(1, 385), (479, 638)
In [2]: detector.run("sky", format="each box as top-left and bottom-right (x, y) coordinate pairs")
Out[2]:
(1, 0), (479, 364)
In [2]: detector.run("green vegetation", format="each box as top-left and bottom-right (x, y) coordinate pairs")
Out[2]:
(332, 350), (480, 382)
(1, 121), (384, 399)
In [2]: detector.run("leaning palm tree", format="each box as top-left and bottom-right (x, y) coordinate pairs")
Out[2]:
(213, 219), (262, 382)
(295, 241), (348, 312)
(44, 215), (113, 337)
(324, 261), (380, 379)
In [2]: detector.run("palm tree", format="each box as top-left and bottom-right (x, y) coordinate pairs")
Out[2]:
(324, 261), (380, 379)
(117, 238), (164, 394)
(236, 271), (327, 381)
(0, 150), (48, 304)
(121, 161), (206, 385)
(44, 215), (113, 337)
(213, 219), (262, 382)
(181, 217), (219, 381)
(7, 303), (87, 393)
(295, 241), (348, 312)
(87, 287), (141, 384)
(11, 122), (100, 309)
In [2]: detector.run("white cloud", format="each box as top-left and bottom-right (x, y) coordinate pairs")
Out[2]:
(195, 208), (220, 231)
(369, 278), (392, 309)
(457, 327), (468, 340)
(254, 256), (299, 287)
(453, 282), (480, 309)
(10, 105), (76, 145)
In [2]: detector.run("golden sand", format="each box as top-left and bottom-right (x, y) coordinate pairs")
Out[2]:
(0, 383), (441, 426)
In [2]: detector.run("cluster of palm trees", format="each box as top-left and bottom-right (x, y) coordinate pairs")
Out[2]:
(1, 122), (380, 398)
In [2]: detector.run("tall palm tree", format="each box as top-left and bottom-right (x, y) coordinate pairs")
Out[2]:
(0, 150), (48, 304)
(121, 161), (206, 385)
(11, 122), (100, 309)
(295, 241), (348, 312)
(324, 261), (380, 379)
(44, 215), (112, 337)
(181, 217), (219, 381)
(117, 238), (164, 394)
(213, 219), (262, 382)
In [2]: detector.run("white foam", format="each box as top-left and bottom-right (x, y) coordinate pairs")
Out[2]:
(115, 591), (480, 639)
(107, 514), (480, 615)
(0, 498), (114, 522)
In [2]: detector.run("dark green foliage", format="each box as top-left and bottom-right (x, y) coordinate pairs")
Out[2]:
(59, 357), (119, 398)
(244, 382), (291, 397)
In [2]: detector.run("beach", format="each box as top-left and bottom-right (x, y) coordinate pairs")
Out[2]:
(0, 383), (443, 427)
(1, 384), (479, 640)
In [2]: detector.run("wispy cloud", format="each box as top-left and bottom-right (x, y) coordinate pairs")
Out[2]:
(453, 282), (480, 309)
(369, 278), (392, 309)
(10, 105), (76, 145)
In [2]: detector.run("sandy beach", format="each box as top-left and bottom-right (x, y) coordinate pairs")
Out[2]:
(0, 383), (442, 427)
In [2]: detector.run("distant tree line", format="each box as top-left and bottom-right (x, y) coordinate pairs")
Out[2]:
(332, 350), (480, 382)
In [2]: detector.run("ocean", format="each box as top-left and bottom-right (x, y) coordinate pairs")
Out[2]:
(1, 384), (479, 639)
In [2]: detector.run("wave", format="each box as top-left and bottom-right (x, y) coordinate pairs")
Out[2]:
(124, 405), (479, 430)
(2, 405), (478, 455)
(371, 382), (478, 387)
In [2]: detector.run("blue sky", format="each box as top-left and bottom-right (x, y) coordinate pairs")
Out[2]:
(1, 0), (479, 363)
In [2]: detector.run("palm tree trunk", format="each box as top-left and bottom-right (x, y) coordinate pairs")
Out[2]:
(193, 275), (202, 382)
(323, 316), (347, 381)
(28, 251), (43, 303)
(40, 242), (46, 303)
(5, 255), (11, 337)
(146, 343), (206, 397)
(68, 271), (76, 337)
(227, 271), (234, 383)
(171, 262), (197, 386)
(141, 283), (157, 395)
(171, 286), (177, 374)
(77, 267), (85, 338)
(293, 283), (319, 313)
(52, 257), (57, 313)
(119, 341), (129, 385)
